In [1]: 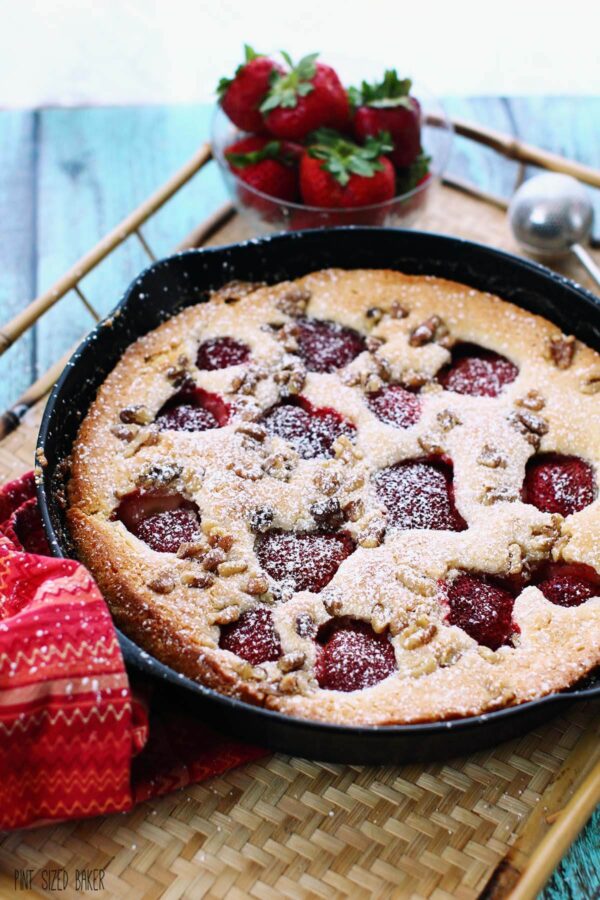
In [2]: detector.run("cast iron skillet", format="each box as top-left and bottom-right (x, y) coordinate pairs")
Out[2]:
(36, 228), (600, 764)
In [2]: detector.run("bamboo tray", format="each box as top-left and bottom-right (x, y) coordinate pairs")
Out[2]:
(0, 126), (599, 899)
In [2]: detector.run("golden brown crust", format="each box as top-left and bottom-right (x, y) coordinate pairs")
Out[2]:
(67, 269), (600, 725)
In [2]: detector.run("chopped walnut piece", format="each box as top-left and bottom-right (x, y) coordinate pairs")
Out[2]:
(389, 300), (408, 319)
(403, 369), (429, 390)
(119, 404), (154, 425)
(218, 559), (248, 577)
(516, 390), (546, 411)
(147, 572), (176, 594)
(244, 574), (269, 595)
(278, 651), (306, 673)
(111, 424), (137, 441)
(263, 452), (296, 481)
(395, 565), (436, 596)
(123, 427), (160, 458)
(409, 315), (449, 347)
(230, 365), (267, 395)
(333, 434), (362, 462)
(136, 462), (182, 489)
(226, 460), (264, 480)
(323, 595), (343, 615)
(480, 484), (518, 505)
(366, 306), (383, 325)
(279, 672), (302, 693)
(418, 432), (444, 455)
(181, 572), (215, 589)
(364, 372), (384, 393)
(176, 540), (208, 560)
(236, 422), (267, 443)
(508, 409), (549, 449)
(342, 498), (364, 522)
(437, 409), (461, 431)
(507, 542), (525, 576)
(249, 505), (275, 533)
(202, 548), (227, 572)
(357, 518), (386, 548)
(366, 335), (385, 353)
(165, 354), (189, 386)
(310, 497), (344, 529)
(581, 374), (600, 395)
(477, 444), (507, 469)
(275, 286), (311, 317)
(548, 335), (576, 369)
(273, 361), (306, 397)
(313, 468), (342, 496)
(401, 617), (437, 650)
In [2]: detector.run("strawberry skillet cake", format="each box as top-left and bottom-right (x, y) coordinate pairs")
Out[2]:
(67, 269), (600, 726)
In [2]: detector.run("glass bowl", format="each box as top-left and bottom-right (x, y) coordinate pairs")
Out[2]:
(211, 81), (453, 233)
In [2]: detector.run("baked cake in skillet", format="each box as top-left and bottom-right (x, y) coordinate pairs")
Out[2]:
(67, 269), (600, 725)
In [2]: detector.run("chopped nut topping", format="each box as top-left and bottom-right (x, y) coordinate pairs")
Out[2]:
(111, 424), (137, 441)
(480, 485), (518, 505)
(418, 432), (444, 455)
(217, 533), (234, 552)
(230, 365), (267, 395)
(437, 409), (461, 431)
(507, 542), (524, 576)
(409, 315), (449, 347)
(275, 286), (311, 317)
(323, 595), (343, 615)
(401, 618), (437, 650)
(508, 409), (549, 448)
(249, 505), (275, 533)
(395, 565), (436, 596)
(310, 497), (344, 530)
(389, 300), (408, 319)
(263, 452), (296, 481)
(342, 498), (364, 522)
(313, 468), (342, 496)
(278, 651), (306, 673)
(357, 518), (386, 548)
(119, 404), (154, 425)
(147, 572), (176, 594)
(403, 369), (429, 390)
(273, 361), (306, 397)
(366, 335), (385, 353)
(202, 548), (227, 572)
(581, 374), (600, 395)
(477, 444), (507, 469)
(363, 372), (384, 393)
(176, 540), (208, 560)
(516, 390), (546, 411)
(333, 434), (362, 462)
(244, 574), (269, 595)
(165, 355), (189, 386)
(218, 559), (248, 577)
(366, 306), (383, 325)
(136, 462), (182, 489)
(279, 672), (301, 693)
(226, 461), (264, 480)
(123, 427), (160, 458)
(236, 421), (267, 442)
(548, 335), (576, 369)
(181, 572), (215, 589)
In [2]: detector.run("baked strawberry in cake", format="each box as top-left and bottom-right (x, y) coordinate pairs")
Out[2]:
(67, 268), (600, 726)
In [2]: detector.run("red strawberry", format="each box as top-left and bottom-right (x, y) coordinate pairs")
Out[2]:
(534, 562), (600, 607)
(367, 384), (422, 429)
(315, 618), (396, 691)
(155, 387), (230, 432)
(373, 458), (466, 532)
(350, 70), (422, 168)
(260, 53), (349, 140)
(225, 136), (299, 206)
(443, 574), (517, 650)
(439, 344), (518, 397)
(116, 491), (201, 553)
(255, 530), (355, 593)
(262, 396), (356, 460)
(523, 454), (595, 516)
(219, 607), (281, 665)
(217, 45), (283, 133)
(299, 129), (395, 209)
(196, 336), (250, 370)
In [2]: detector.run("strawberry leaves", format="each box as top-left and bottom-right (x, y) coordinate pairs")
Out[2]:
(216, 45), (264, 99)
(395, 150), (431, 193)
(260, 52), (319, 112)
(349, 69), (413, 109)
(226, 140), (285, 168)
(307, 128), (393, 186)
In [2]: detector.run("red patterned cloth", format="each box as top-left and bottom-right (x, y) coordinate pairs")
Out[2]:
(0, 472), (264, 831)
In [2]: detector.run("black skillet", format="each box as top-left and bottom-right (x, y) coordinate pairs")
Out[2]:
(36, 228), (600, 764)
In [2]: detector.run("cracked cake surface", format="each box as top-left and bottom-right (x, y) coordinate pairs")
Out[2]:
(67, 268), (600, 726)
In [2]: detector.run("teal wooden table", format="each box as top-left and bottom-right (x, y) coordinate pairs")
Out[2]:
(0, 98), (598, 898)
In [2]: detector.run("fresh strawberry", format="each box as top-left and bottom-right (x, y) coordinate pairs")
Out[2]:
(299, 129), (395, 209)
(260, 53), (349, 140)
(217, 45), (283, 133)
(225, 136), (299, 209)
(350, 70), (422, 169)
(443, 574), (517, 650)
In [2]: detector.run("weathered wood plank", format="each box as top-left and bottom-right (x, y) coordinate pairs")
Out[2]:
(441, 96), (519, 200)
(35, 104), (227, 377)
(0, 111), (37, 411)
